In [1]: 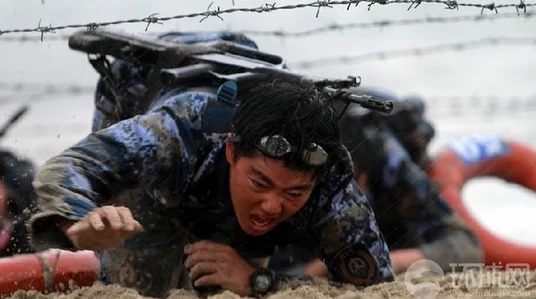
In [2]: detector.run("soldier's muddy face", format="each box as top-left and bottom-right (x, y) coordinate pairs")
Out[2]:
(225, 142), (316, 236)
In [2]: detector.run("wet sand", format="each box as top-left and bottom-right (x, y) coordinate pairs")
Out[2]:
(7, 269), (536, 299)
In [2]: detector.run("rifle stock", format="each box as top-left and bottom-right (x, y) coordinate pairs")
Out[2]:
(68, 28), (394, 114)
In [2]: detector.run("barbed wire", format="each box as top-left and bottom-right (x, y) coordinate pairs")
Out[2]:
(0, 82), (94, 94)
(1, 82), (536, 119)
(424, 95), (536, 118)
(292, 37), (536, 68)
(0, 37), (533, 74)
(1, 11), (534, 43)
(0, 0), (534, 40)
(0, 83), (94, 106)
(238, 11), (536, 37)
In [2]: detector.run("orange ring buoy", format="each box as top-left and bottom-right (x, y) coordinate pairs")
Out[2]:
(427, 134), (536, 268)
(0, 249), (100, 298)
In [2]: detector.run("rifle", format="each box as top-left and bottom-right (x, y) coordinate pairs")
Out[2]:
(68, 28), (394, 114)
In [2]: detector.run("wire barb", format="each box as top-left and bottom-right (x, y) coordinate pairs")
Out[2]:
(2, 12), (534, 43)
(367, 0), (388, 11)
(481, 3), (498, 14)
(142, 13), (164, 31)
(0, 0), (535, 38)
(408, 0), (423, 10)
(200, 2), (224, 23)
(444, 1), (459, 10)
(37, 19), (56, 41)
(314, 0), (333, 18)
(517, 0), (527, 15)
(86, 22), (100, 31)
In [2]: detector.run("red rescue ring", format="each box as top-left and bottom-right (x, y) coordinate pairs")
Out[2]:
(0, 249), (99, 297)
(427, 134), (536, 268)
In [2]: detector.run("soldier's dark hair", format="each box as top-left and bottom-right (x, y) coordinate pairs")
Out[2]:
(231, 79), (342, 179)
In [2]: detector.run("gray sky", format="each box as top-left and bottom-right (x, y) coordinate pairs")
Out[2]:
(1, 0), (535, 97)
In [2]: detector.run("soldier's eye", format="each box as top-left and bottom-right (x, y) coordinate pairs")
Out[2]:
(250, 179), (265, 189)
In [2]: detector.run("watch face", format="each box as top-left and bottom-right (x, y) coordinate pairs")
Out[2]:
(254, 274), (271, 292)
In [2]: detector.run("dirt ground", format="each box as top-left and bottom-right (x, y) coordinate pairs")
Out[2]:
(6, 270), (536, 299)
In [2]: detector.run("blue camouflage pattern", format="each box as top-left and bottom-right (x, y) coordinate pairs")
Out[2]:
(28, 36), (395, 296)
(354, 122), (483, 271)
(266, 86), (482, 276)
(91, 31), (260, 133)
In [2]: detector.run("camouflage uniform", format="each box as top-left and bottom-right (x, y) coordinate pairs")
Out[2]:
(374, 95), (435, 169)
(90, 31), (262, 133)
(27, 33), (395, 298)
(353, 123), (483, 271)
(269, 102), (483, 274)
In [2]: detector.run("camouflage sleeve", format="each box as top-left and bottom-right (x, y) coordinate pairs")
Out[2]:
(301, 179), (395, 287)
(385, 133), (484, 270)
(402, 168), (484, 270)
(28, 92), (209, 251)
(417, 212), (484, 271)
(315, 180), (394, 286)
(259, 179), (393, 293)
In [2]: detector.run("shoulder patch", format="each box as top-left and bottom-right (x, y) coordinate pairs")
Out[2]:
(327, 243), (378, 286)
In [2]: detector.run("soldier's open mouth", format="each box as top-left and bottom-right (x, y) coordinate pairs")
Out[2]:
(251, 215), (270, 227)
(0, 217), (12, 252)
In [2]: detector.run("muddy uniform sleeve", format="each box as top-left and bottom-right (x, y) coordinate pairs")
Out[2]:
(265, 179), (394, 292)
(310, 179), (395, 286)
(400, 161), (484, 270)
(382, 131), (483, 270)
(28, 93), (205, 252)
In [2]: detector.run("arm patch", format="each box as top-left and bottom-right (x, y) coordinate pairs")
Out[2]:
(326, 243), (379, 286)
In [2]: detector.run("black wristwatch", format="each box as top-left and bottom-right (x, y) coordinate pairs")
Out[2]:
(249, 268), (276, 297)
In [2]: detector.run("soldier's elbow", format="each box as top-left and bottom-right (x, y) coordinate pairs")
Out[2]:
(455, 233), (485, 265)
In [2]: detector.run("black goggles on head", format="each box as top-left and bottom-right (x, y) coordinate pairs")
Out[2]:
(256, 135), (328, 167)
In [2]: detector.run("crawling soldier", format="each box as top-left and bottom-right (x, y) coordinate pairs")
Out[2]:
(27, 31), (395, 298)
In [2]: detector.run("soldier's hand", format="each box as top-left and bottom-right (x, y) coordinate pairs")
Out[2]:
(184, 240), (255, 297)
(66, 205), (144, 251)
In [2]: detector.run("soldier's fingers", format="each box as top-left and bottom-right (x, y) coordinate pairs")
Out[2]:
(116, 207), (140, 232)
(87, 211), (105, 231)
(133, 220), (144, 233)
(184, 250), (222, 268)
(99, 206), (123, 230)
(65, 219), (92, 236)
(124, 219), (144, 235)
(189, 261), (219, 281)
(193, 272), (224, 288)
(184, 240), (228, 254)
